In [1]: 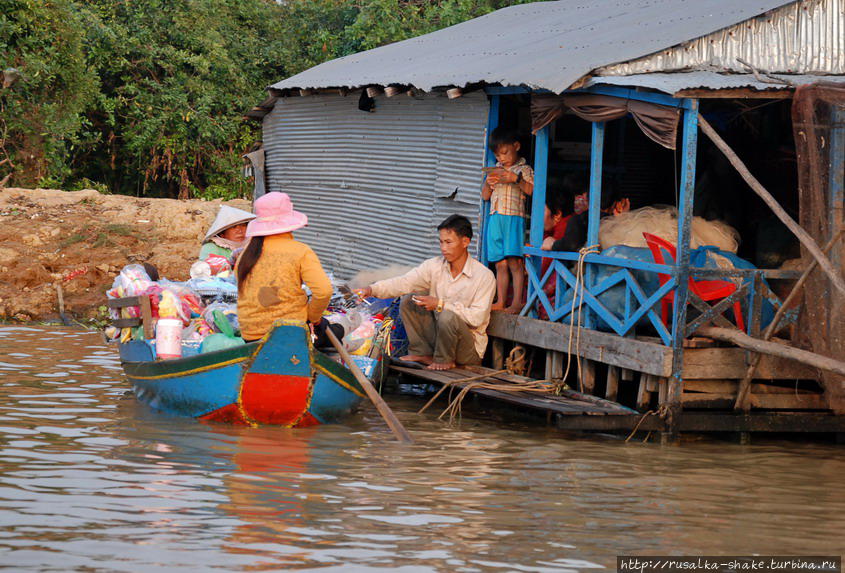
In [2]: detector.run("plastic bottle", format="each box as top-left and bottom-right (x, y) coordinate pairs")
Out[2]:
(156, 318), (183, 359)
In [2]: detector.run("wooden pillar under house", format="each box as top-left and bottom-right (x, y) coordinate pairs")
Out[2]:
(665, 99), (700, 442)
(584, 121), (606, 330)
(526, 124), (550, 318)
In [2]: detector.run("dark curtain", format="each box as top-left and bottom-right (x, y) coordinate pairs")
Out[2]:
(531, 94), (681, 150)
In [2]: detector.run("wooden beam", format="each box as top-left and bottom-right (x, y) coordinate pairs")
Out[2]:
(682, 393), (827, 410)
(684, 379), (816, 395)
(676, 413), (845, 432)
(675, 88), (792, 99)
(682, 347), (817, 379)
(487, 312), (672, 376)
(698, 326), (845, 377)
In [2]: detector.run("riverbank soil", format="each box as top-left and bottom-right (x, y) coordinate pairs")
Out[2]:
(0, 188), (252, 322)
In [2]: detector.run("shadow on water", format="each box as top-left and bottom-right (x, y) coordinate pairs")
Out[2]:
(0, 326), (843, 571)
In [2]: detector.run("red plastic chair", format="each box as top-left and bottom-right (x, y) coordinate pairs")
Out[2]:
(642, 232), (745, 331)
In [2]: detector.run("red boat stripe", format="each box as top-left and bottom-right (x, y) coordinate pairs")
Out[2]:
(240, 372), (313, 426)
(199, 403), (249, 425)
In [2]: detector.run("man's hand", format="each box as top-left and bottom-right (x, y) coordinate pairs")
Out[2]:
(412, 295), (439, 311)
(354, 286), (373, 298)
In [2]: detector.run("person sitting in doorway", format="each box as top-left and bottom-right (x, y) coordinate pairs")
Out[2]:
(199, 205), (256, 262)
(481, 127), (534, 314)
(537, 190), (573, 315)
(355, 215), (495, 371)
(552, 186), (630, 253)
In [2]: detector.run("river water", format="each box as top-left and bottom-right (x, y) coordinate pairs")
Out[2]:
(0, 326), (842, 572)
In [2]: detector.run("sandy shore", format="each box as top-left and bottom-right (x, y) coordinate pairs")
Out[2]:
(0, 188), (251, 322)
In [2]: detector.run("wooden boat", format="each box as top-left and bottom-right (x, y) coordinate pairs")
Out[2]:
(116, 319), (366, 426)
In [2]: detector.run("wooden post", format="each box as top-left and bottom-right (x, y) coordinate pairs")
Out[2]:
(139, 295), (154, 341)
(637, 374), (652, 411)
(491, 337), (505, 370)
(699, 115), (845, 297)
(479, 94), (500, 266)
(830, 106), (844, 237)
(584, 122), (605, 329)
(666, 101), (699, 440)
(581, 359), (596, 395)
(525, 124), (550, 317)
(605, 365), (620, 401)
(545, 350), (564, 381)
(658, 377), (668, 405)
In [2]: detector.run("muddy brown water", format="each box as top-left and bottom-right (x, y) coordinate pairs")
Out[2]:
(0, 326), (843, 571)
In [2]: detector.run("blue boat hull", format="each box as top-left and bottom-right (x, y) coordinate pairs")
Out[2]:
(120, 320), (366, 426)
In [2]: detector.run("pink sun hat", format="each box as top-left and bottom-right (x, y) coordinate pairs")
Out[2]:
(245, 192), (308, 238)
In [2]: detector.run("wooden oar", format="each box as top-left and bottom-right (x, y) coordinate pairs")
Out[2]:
(325, 327), (414, 443)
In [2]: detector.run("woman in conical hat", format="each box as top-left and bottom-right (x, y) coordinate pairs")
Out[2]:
(199, 205), (257, 260)
(236, 192), (341, 345)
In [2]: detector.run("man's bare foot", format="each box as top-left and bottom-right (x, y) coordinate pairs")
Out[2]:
(400, 354), (433, 365)
(503, 304), (522, 314)
(427, 361), (455, 371)
(491, 301), (506, 311)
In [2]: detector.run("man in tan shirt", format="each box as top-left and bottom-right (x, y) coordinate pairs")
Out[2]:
(356, 215), (496, 371)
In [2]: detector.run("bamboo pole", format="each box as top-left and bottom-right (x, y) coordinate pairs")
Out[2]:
(734, 231), (843, 411)
(698, 115), (845, 298)
(698, 326), (845, 378)
(326, 327), (413, 443)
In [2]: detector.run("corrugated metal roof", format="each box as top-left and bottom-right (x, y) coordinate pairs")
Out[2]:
(587, 71), (845, 94)
(599, 0), (844, 76)
(262, 92), (488, 279)
(271, 0), (797, 94)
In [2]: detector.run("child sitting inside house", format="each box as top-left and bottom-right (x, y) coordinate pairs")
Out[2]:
(481, 127), (534, 313)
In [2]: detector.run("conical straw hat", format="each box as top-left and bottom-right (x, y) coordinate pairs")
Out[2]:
(203, 205), (256, 242)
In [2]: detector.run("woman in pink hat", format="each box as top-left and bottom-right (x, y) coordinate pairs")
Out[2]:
(236, 192), (339, 345)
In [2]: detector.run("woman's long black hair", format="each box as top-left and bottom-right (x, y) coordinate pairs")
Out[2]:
(236, 236), (264, 291)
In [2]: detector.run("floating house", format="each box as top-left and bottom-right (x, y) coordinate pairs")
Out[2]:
(249, 0), (845, 438)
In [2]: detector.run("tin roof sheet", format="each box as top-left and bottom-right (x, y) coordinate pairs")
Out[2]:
(271, 0), (797, 94)
(587, 71), (845, 94)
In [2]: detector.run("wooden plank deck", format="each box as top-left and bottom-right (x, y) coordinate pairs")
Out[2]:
(487, 312), (819, 381)
(389, 363), (636, 418)
(388, 363), (845, 433)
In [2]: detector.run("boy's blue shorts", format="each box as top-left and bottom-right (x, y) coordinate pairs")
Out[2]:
(486, 213), (524, 263)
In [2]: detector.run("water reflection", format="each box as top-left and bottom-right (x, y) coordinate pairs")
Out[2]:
(0, 326), (843, 571)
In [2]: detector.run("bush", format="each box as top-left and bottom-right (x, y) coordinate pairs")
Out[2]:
(1, 0), (530, 198)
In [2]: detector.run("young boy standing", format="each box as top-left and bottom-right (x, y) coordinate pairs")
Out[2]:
(481, 128), (534, 313)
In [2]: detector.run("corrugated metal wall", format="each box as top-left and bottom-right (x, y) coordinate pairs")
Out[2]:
(262, 91), (489, 279)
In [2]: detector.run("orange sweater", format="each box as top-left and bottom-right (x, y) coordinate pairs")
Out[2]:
(237, 233), (333, 340)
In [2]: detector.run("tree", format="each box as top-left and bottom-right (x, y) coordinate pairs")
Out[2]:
(0, 0), (98, 187)
(1, 0), (531, 198)
(75, 0), (290, 199)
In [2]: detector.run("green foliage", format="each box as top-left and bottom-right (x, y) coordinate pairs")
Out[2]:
(1, 0), (531, 198)
(75, 0), (289, 199)
(0, 0), (99, 186)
